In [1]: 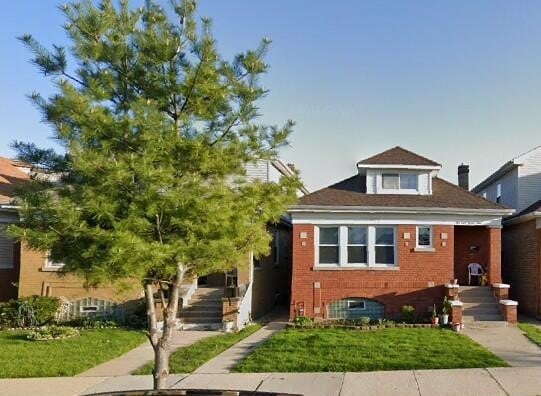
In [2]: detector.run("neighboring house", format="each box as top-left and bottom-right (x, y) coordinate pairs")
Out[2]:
(472, 145), (541, 317)
(0, 156), (305, 328)
(182, 160), (308, 329)
(288, 146), (512, 321)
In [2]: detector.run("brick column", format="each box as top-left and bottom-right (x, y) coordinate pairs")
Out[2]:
(222, 297), (241, 330)
(499, 300), (518, 325)
(487, 226), (502, 284)
(445, 283), (460, 301)
(492, 283), (510, 300)
(450, 300), (463, 331)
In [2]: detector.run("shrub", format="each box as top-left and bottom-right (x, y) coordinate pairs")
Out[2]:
(25, 325), (79, 341)
(66, 317), (119, 329)
(292, 316), (313, 327)
(0, 296), (60, 328)
(356, 317), (371, 326)
(401, 305), (416, 324)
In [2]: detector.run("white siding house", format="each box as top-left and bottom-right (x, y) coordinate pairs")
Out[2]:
(472, 145), (541, 212)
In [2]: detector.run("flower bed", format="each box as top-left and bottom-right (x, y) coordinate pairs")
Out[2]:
(25, 325), (80, 341)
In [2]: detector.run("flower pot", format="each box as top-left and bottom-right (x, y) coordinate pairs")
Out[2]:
(439, 314), (449, 325)
(452, 323), (462, 332)
(431, 316), (440, 325)
(223, 320), (234, 333)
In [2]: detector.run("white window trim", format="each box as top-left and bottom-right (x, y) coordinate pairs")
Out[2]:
(416, 225), (433, 249)
(315, 225), (397, 268)
(44, 254), (65, 271)
(380, 173), (419, 194)
(316, 226), (341, 266)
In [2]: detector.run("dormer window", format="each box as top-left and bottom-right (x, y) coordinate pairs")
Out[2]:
(381, 173), (418, 192)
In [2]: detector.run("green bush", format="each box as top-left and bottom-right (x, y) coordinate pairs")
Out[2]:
(66, 317), (119, 329)
(401, 305), (416, 324)
(292, 316), (313, 327)
(356, 317), (371, 326)
(25, 325), (79, 341)
(0, 296), (60, 328)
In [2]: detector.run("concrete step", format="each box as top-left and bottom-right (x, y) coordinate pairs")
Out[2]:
(463, 314), (504, 322)
(183, 305), (222, 312)
(462, 302), (500, 309)
(182, 323), (223, 331)
(460, 296), (498, 303)
(182, 316), (223, 324)
(181, 311), (222, 320)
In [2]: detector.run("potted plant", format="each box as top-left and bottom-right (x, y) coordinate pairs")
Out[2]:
(223, 319), (235, 333)
(431, 304), (439, 325)
(440, 297), (451, 325)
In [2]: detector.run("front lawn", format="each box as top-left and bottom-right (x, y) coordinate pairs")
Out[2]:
(0, 328), (146, 378)
(518, 323), (541, 347)
(135, 324), (262, 374)
(234, 328), (508, 372)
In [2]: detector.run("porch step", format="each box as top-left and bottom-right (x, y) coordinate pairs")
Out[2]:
(459, 286), (504, 323)
(180, 287), (224, 330)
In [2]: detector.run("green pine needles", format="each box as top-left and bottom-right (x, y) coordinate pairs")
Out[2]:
(10, 0), (300, 388)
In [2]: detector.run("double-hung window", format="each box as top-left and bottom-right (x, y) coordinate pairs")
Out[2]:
(381, 173), (418, 192)
(375, 227), (395, 266)
(347, 227), (367, 265)
(416, 226), (433, 248)
(316, 226), (396, 268)
(318, 227), (339, 265)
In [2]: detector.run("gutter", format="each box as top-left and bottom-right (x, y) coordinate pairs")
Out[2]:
(289, 204), (515, 217)
(503, 211), (541, 226)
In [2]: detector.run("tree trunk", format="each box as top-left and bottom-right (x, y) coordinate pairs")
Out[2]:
(145, 263), (186, 390)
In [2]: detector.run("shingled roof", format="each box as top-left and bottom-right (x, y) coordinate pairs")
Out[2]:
(357, 146), (441, 167)
(0, 157), (29, 204)
(297, 174), (508, 211)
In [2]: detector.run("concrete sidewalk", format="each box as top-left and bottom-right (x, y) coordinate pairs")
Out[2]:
(3, 367), (541, 396)
(194, 321), (287, 374)
(78, 330), (219, 377)
(462, 323), (541, 367)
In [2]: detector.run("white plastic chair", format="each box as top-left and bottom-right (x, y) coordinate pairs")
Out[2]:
(468, 263), (484, 285)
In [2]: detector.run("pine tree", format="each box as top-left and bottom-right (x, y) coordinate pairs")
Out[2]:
(10, 0), (300, 389)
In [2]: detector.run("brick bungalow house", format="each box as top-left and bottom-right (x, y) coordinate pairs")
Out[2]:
(0, 156), (304, 327)
(289, 147), (513, 321)
(472, 145), (541, 318)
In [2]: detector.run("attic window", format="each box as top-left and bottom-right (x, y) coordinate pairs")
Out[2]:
(382, 173), (418, 191)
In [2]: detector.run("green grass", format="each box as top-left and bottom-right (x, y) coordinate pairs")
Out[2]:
(234, 327), (508, 372)
(0, 328), (146, 378)
(135, 324), (262, 374)
(518, 323), (541, 347)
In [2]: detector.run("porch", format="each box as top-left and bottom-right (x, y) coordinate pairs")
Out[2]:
(454, 225), (502, 286)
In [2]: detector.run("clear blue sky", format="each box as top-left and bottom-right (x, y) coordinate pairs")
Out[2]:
(2, 1), (541, 191)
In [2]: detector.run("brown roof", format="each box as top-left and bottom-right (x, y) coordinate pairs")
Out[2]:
(297, 174), (508, 211)
(357, 146), (441, 167)
(0, 157), (30, 204)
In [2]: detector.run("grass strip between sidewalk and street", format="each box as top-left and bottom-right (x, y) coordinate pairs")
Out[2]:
(0, 328), (146, 378)
(234, 327), (508, 372)
(517, 322), (541, 347)
(134, 323), (262, 374)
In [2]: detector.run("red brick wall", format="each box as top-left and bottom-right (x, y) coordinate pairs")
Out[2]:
(290, 224), (455, 320)
(487, 227), (502, 284)
(502, 220), (540, 317)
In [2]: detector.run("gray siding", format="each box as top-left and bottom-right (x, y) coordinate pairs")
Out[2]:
(480, 167), (518, 210)
(518, 149), (541, 211)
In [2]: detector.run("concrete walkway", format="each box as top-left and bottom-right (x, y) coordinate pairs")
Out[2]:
(3, 367), (541, 396)
(194, 321), (287, 374)
(78, 330), (219, 377)
(462, 323), (541, 367)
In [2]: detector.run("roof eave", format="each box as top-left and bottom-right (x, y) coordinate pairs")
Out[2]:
(289, 204), (514, 216)
(356, 164), (441, 171)
(503, 211), (541, 226)
(471, 162), (520, 193)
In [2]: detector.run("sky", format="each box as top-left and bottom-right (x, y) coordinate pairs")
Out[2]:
(2, 1), (541, 192)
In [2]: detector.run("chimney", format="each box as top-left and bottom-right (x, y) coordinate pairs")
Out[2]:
(458, 164), (469, 190)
